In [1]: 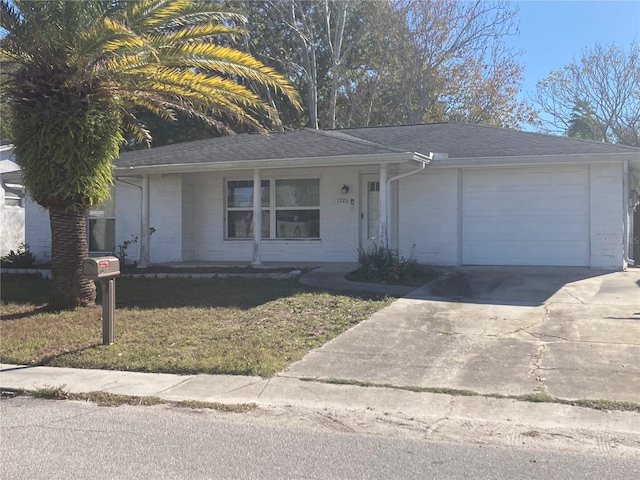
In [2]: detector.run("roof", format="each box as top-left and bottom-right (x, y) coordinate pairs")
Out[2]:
(113, 122), (640, 172)
(341, 122), (640, 158)
(114, 128), (410, 169)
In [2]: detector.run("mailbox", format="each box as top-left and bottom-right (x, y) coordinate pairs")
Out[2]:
(83, 256), (120, 280)
(83, 256), (120, 345)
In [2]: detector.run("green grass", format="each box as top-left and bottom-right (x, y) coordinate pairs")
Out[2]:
(0, 275), (393, 377)
(302, 378), (640, 413)
(7, 386), (255, 411)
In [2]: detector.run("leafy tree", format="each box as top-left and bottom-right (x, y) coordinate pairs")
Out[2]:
(243, 0), (534, 130)
(534, 43), (640, 146)
(376, 0), (534, 128)
(0, 0), (299, 309)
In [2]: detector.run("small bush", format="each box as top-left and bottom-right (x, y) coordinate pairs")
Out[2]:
(356, 245), (425, 284)
(1, 243), (37, 268)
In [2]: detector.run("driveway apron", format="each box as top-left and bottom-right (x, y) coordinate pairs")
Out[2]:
(283, 268), (640, 403)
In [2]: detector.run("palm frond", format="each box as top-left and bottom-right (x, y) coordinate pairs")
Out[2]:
(124, 0), (192, 30)
(163, 43), (300, 107)
(151, 23), (245, 45)
(0, 0), (23, 36)
(120, 107), (152, 145)
(81, 17), (148, 56)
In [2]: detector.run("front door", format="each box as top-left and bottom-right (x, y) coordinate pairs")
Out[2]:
(360, 174), (380, 252)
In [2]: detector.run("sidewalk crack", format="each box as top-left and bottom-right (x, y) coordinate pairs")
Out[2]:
(531, 343), (547, 390)
(562, 288), (586, 304)
(256, 377), (271, 400)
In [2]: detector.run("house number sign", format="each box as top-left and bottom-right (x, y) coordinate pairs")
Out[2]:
(337, 197), (354, 205)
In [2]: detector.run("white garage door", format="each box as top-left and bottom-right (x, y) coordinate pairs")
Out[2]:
(462, 166), (590, 266)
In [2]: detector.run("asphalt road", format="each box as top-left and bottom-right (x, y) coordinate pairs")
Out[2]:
(1, 397), (638, 480)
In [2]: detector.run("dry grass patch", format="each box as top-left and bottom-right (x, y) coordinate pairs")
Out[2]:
(0, 275), (392, 377)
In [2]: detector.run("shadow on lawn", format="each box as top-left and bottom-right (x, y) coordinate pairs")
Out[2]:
(2, 275), (385, 312)
(0, 306), (52, 321)
(112, 277), (386, 310)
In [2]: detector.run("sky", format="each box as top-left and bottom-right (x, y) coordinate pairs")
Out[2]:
(506, 0), (640, 101)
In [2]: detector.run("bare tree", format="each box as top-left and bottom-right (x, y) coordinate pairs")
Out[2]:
(394, 0), (530, 126)
(533, 43), (640, 146)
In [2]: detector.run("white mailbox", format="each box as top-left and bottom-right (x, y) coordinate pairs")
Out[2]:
(83, 256), (120, 280)
(83, 256), (120, 345)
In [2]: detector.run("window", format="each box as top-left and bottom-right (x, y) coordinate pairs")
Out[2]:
(89, 190), (115, 252)
(226, 178), (320, 239)
(275, 179), (319, 238)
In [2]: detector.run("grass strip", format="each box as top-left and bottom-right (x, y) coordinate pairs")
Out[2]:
(300, 377), (640, 413)
(3, 386), (256, 412)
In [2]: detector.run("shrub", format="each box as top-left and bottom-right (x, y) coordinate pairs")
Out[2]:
(356, 245), (423, 284)
(1, 243), (37, 268)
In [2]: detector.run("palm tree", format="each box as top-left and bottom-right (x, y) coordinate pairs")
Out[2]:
(0, 0), (299, 309)
(566, 100), (604, 142)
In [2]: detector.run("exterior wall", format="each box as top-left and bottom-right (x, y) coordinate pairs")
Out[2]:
(149, 174), (182, 263)
(114, 179), (142, 264)
(108, 161), (628, 269)
(188, 166), (362, 263)
(397, 168), (459, 265)
(589, 163), (624, 269)
(24, 198), (51, 263)
(182, 174), (196, 262)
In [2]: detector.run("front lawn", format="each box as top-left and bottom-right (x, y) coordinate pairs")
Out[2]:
(0, 275), (392, 377)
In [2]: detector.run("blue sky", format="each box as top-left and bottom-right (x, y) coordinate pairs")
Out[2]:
(506, 0), (640, 100)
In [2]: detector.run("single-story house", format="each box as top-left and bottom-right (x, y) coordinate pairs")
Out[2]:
(7, 122), (640, 269)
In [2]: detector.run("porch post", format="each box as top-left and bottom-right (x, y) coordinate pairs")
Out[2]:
(252, 169), (263, 266)
(379, 164), (388, 248)
(139, 174), (150, 267)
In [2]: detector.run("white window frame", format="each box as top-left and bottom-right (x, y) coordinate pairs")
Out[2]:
(225, 177), (320, 240)
(226, 179), (270, 240)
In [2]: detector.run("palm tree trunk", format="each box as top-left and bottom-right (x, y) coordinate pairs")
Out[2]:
(49, 206), (96, 309)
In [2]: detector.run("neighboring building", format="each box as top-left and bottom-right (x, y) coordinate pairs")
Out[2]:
(0, 142), (25, 257)
(6, 123), (640, 269)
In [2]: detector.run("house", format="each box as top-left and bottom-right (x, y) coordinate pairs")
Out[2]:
(12, 123), (640, 269)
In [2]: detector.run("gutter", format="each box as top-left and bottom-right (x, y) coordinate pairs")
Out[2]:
(0, 179), (25, 205)
(115, 152), (431, 176)
(428, 152), (640, 168)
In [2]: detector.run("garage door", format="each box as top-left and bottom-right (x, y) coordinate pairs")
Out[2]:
(462, 166), (590, 266)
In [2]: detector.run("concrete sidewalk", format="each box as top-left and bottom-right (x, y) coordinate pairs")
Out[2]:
(2, 363), (639, 440)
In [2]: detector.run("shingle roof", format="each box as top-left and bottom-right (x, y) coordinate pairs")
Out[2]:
(115, 122), (640, 169)
(114, 128), (407, 168)
(341, 122), (640, 158)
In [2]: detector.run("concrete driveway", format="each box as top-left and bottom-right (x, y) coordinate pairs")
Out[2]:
(284, 267), (640, 403)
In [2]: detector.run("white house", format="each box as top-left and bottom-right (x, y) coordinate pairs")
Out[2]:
(11, 123), (640, 269)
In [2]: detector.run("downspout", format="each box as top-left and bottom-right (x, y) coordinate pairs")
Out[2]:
(623, 160), (635, 266)
(383, 153), (440, 248)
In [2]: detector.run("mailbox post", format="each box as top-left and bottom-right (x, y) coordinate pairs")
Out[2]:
(83, 256), (120, 345)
